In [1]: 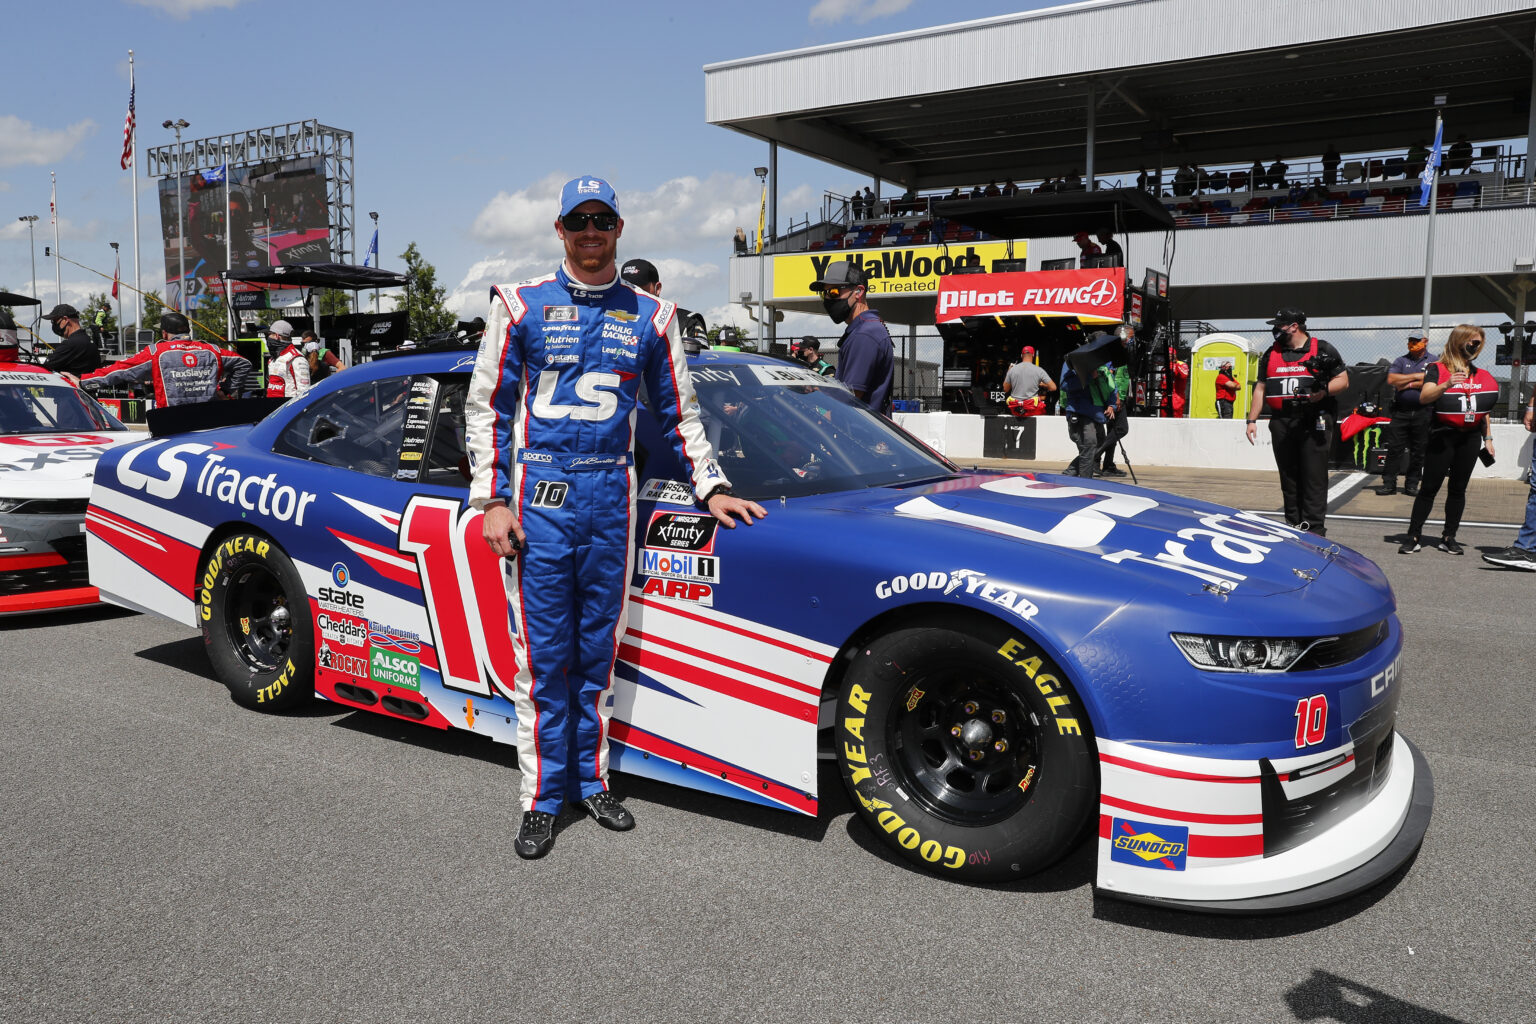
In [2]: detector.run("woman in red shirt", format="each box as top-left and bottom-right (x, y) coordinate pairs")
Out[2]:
(1401, 324), (1498, 555)
(1214, 360), (1239, 418)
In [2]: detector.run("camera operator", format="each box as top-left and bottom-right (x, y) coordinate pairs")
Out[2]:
(1246, 308), (1349, 536)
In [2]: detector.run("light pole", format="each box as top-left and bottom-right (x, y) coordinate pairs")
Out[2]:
(162, 118), (190, 314)
(754, 165), (768, 350)
(17, 215), (39, 334)
(369, 211), (379, 313)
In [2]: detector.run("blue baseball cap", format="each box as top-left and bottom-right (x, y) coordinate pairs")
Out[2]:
(559, 176), (619, 218)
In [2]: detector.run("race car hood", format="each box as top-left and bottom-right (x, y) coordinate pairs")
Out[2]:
(0, 431), (142, 500)
(840, 471), (1385, 608)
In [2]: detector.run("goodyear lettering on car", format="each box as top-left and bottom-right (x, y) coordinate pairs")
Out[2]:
(1109, 817), (1189, 871)
(995, 637), (1082, 736)
(840, 682), (968, 871)
(875, 568), (1038, 621)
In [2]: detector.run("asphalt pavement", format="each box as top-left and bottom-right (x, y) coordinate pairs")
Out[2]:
(1, 469), (1532, 1024)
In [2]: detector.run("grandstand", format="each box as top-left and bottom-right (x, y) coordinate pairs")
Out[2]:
(708, 0), (1536, 331)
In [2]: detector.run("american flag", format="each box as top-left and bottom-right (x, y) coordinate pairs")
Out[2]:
(119, 82), (135, 170)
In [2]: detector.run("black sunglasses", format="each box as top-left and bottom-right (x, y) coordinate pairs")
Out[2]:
(561, 212), (619, 232)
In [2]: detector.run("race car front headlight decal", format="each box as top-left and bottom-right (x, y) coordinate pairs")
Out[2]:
(1170, 633), (1313, 673)
(0, 498), (24, 513)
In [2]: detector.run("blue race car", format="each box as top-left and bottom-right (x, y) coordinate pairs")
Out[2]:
(86, 345), (1431, 912)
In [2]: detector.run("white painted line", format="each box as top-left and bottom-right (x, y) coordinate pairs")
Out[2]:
(1326, 471), (1369, 506)
(1244, 510), (1520, 529)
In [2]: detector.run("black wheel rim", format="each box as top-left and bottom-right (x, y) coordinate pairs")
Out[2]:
(888, 660), (1043, 827)
(224, 563), (293, 673)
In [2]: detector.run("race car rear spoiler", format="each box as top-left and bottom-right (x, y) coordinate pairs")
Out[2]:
(147, 396), (288, 437)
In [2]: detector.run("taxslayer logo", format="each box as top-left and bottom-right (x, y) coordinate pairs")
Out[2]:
(181, 353), (198, 368)
(645, 511), (717, 553)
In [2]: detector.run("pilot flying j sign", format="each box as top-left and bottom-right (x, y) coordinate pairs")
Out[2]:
(934, 268), (1127, 324)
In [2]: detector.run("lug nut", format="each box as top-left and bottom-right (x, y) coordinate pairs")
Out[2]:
(967, 749), (984, 761)
(963, 701), (979, 715)
(991, 710), (1006, 724)
(993, 740), (1008, 753)
(950, 725), (962, 737)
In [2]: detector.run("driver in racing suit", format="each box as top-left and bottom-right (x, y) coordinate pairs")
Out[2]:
(466, 176), (766, 860)
(78, 311), (252, 404)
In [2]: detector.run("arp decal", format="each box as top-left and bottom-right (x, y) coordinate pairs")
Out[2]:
(1110, 817), (1189, 871)
(645, 511), (717, 554)
(640, 578), (713, 605)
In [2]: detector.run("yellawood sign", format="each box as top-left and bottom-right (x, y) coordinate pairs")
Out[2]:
(772, 241), (1023, 299)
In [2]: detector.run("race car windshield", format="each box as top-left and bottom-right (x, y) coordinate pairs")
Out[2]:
(0, 382), (124, 434)
(688, 364), (957, 498)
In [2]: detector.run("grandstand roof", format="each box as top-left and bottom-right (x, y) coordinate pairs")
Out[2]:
(705, 0), (1536, 188)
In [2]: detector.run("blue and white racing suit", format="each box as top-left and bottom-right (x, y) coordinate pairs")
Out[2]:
(465, 263), (727, 814)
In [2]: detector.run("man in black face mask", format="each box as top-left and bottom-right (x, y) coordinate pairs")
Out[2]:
(40, 304), (102, 377)
(810, 260), (893, 414)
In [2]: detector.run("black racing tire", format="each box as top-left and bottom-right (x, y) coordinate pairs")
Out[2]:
(197, 533), (314, 712)
(836, 617), (1097, 882)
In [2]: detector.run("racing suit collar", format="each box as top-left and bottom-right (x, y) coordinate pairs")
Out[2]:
(558, 261), (621, 296)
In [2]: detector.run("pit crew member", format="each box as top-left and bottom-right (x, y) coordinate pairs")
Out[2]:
(78, 311), (252, 405)
(265, 320), (310, 398)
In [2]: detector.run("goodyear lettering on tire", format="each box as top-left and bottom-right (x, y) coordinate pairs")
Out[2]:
(199, 536), (271, 621)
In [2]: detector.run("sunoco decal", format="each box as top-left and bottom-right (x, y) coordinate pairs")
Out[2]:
(1110, 817), (1189, 871)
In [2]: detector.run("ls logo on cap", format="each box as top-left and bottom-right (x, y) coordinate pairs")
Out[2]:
(577, 179), (602, 194)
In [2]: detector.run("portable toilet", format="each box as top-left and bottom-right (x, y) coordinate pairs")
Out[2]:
(1189, 332), (1256, 420)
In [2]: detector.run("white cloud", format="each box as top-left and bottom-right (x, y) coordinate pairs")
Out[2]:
(809, 0), (915, 24)
(459, 172), (816, 320)
(0, 116), (96, 169)
(0, 217), (101, 244)
(129, 0), (246, 17)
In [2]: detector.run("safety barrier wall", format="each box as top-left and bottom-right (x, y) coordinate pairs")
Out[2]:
(895, 412), (1535, 481)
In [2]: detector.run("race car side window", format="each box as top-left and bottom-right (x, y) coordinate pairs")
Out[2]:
(273, 376), (409, 478)
(419, 376), (470, 487)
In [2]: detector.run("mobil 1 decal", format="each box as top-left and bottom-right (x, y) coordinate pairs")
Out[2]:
(396, 376), (439, 481)
(644, 510), (717, 554)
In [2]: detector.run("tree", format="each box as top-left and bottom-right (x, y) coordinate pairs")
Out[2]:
(190, 292), (229, 344)
(140, 290), (164, 334)
(395, 242), (457, 340)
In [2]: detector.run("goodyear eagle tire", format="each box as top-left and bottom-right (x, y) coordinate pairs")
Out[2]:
(198, 533), (315, 712)
(837, 619), (1096, 882)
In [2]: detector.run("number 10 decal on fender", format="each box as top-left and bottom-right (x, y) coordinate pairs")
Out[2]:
(398, 496), (520, 699)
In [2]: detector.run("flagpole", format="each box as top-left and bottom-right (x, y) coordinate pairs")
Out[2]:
(1419, 108), (1444, 337)
(224, 144), (234, 342)
(51, 171), (61, 303)
(128, 50), (141, 337)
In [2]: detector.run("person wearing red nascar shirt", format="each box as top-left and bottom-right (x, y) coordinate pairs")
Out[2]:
(78, 311), (251, 405)
(1400, 324), (1499, 555)
(466, 176), (766, 861)
(264, 320), (310, 398)
(1245, 308), (1349, 536)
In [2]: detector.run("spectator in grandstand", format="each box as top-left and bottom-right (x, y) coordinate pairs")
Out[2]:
(862, 187), (877, 217)
(1173, 165), (1196, 197)
(970, 183), (986, 199)
(810, 261), (893, 414)
(1406, 140), (1429, 180)
(849, 191), (864, 220)
(733, 227), (748, 255)
(1214, 360), (1239, 419)
(985, 181), (1001, 197)
(1096, 231), (1123, 263)
(1250, 158), (1268, 189)
(1063, 168), (1084, 191)
(1002, 180), (1018, 196)
(1136, 167), (1153, 193)
(946, 187), (962, 200)
(1401, 325), (1498, 555)
(1448, 135), (1474, 174)
(898, 186), (917, 214)
(1483, 388), (1536, 571)
(1072, 231), (1102, 260)
(1322, 144), (1341, 186)
(1376, 332), (1434, 497)
(1033, 178), (1054, 194)
(1268, 156), (1289, 190)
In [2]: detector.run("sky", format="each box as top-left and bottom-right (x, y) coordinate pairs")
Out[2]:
(1, 0), (1053, 334)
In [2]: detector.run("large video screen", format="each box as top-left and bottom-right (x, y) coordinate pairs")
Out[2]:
(158, 155), (330, 309)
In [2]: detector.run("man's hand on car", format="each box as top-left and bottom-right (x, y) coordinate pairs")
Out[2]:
(708, 492), (767, 528)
